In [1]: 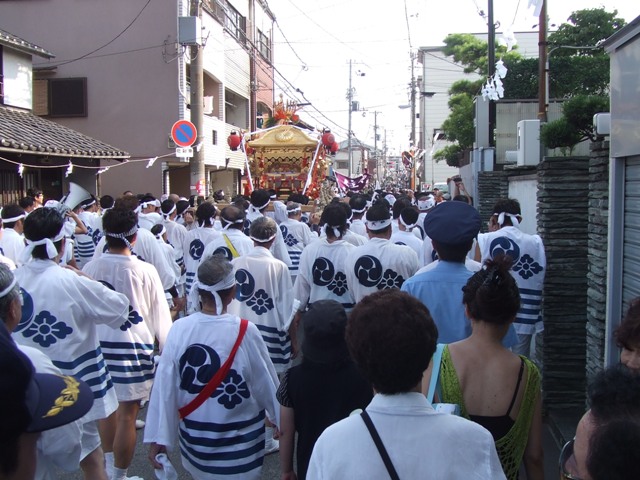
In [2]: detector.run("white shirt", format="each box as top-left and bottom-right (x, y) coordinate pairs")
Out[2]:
(246, 208), (292, 267)
(182, 227), (220, 304)
(279, 218), (314, 277)
(228, 247), (294, 373)
(390, 229), (424, 265)
(94, 228), (178, 291)
(345, 237), (420, 303)
(138, 211), (163, 231)
(0, 252), (16, 270)
(143, 312), (279, 480)
(307, 393), (506, 480)
(349, 218), (367, 237)
(83, 254), (173, 401)
(74, 211), (101, 269)
(293, 238), (356, 311)
(18, 345), (83, 480)
(477, 226), (546, 334)
(13, 259), (129, 422)
(0, 228), (25, 265)
(200, 228), (254, 263)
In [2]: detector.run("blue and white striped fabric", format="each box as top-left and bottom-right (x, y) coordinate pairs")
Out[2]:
(13, 259), (130, 422)
(143, 313), (280, 480)
(182, 227), (220, 311)
(279, 219), (313, 280)
(83, 254), (173, 402)
(255, 324), (292, 368)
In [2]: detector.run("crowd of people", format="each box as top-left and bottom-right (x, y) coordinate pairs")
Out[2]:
(0, 184), (637, 480)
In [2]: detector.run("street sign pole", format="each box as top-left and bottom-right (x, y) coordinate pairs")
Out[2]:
(189, 0), (205, 198)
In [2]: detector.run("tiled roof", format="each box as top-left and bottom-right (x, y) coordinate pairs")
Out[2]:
(0, 29), (54, 59)
(0, 107), (129, 159)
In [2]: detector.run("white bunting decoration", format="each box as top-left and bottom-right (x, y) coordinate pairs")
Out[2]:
(18, 164), (24, 178)
(146, 156), (158, 168)
(65, 161), (73, 177)
(482, 59), (509, 101)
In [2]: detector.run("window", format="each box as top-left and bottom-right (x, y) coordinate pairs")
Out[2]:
(212, 130), (218, 145)
(203, 0), (225, 24)
(224, 3), (246, 45)
(48, 78), (87, 117)
(257, 29), (271, 60)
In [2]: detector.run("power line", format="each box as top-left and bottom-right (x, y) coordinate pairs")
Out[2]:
(46, 0), (153, 67)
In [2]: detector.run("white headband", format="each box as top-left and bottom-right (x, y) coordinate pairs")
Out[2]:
(20, 224), (66, 264)
(105, 225), (138, 251)
(418, 196), (435, 211)
(287, 206), (302, 214)
(494, 212), (521, 227)
(136, 200), (160, 213)
(1, 214), (26, 224)
(154, 225), (167, 239)
(351, 206), (366, 213)
(251, 198), (270, 211)
(250, 233), (277, 243)
(82, 199), (96, 209)
(0, 277), (17, 299)
(385, 194), (396, 206)
(189, 271), (236, 315)
(399, 216), (417, 230)
(323, 223), (343, 238)
(221, 217), (244, 230)
(162, 204), (177, 219)
(198, 216), (216, 228)
(365, 218), (392, 231)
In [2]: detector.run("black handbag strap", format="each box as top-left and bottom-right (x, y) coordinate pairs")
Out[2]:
(360, 411), (400, 480)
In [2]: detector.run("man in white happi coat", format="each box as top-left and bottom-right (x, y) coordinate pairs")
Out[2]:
(136, 195), (163, 231)
(246, 189), (292, 267)
(74, 197), (103, 269)
(83, 207), (173, 480)
(0, 204), (26, 266)
(200, 205), (253, 264)
(345, 202), (420, 303)
(476, 198), (546, 357)
(414, 191), (436, 240)
(228, 216), (295, 377)
(145, 255), (280, 479)
(161, 199), (188, 281)
(13, 207), (130, 480)
(348, 194), (368, 237)
(390, 207), (424, 265)
(293, 202), (356, 313)
(279, 202), (314, 281)
(182, 202), (220, 311)
(319, 201), (367, 247)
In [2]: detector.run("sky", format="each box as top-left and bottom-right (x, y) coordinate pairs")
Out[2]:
(265, 0), (638, 155)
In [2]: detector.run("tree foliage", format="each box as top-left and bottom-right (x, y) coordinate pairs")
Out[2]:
(548, 8), (626, 56)
(442, 34), (521, 75)
(540, 95), (610, 153)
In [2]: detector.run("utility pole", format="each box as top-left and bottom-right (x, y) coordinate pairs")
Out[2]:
(409, 51), (417, 190)
(373, 110), (380, 183)
(189, 0), (205, 197)
(537, 1), (547, 122)
(487, 0), (496, 147)
(347, 59), (353, 178)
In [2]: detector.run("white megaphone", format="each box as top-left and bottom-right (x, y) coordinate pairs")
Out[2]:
(61, 182), (92, 211)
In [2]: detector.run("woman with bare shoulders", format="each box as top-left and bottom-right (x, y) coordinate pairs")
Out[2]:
(430, 256), (543, 480)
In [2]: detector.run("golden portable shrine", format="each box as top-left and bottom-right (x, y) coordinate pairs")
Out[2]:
(244, 125), (329, 200)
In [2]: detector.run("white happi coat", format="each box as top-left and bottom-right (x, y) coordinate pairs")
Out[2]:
(228, 247), (294, 373)
(390, 230), (424, 265)
(278, 218), (314, 278)
(0, 228), (25, 265)
(200, 228), (254, 263)
(0, 253), (16, 270)
(74, 211), (102, 269)
(13, 260), (129, 422)
(164, 219), (188, 277)
(477, 226), (546, 334)
(345, 237), (420, 303)
(138, 211), (163, 231)
(18, 345), (83, 480)
(182, 227), (220, 298)
(349, 218), (367, 237)
(293, 238), (356, 311)
(144, 312), (279, 480)
(83, 254), (173, 401)
(94, 227), (178, 291)
(246, 209), (292, 267)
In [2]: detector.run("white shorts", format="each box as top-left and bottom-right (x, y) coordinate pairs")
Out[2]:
(80, 420), (102, 460)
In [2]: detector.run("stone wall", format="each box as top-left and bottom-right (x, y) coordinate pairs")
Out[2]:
(586, 142), (610, 383)
(538, 157), (590, 410)
(477, 171), (509, 232)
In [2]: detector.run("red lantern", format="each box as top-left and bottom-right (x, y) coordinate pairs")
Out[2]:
(321, 130), (335, 147)
(227, 131), (242, 151)
(330, 141), (339, 154)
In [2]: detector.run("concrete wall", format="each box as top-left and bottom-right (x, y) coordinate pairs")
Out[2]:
(508, 173), (538, 235)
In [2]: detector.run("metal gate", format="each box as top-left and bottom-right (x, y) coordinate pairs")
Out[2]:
(623, 157), (640, 305)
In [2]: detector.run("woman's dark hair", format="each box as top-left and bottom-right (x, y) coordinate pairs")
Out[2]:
(614, 298), (640, 350)
(319, 203), (348, 239)
(346, 289), (437, 394)
(22, 208), (64, 259)
(462, 256), (520, 325)
(102, 208), (137, 250)
(365, 202), (391, 234)
(196, 201), (217, 227)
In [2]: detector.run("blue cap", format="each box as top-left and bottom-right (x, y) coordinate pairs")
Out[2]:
(424, 201), (481, 244)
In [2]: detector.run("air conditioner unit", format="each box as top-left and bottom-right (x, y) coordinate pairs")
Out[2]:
(203, 96), (214, 115)
(593, 113), (611, 136)
(516, 120), (540, 166)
